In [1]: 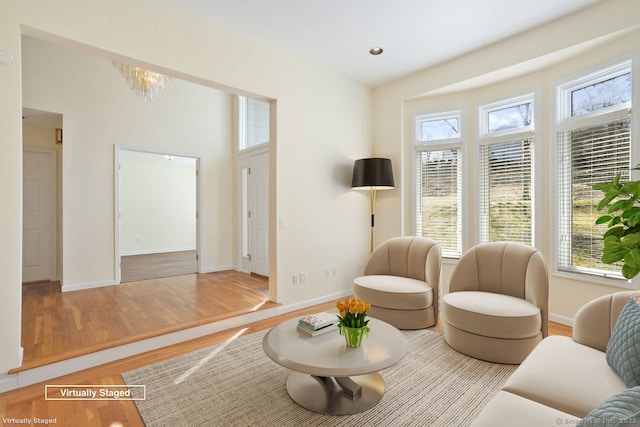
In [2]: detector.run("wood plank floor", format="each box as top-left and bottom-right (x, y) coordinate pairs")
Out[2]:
(18, 271), (274, 372)
(120, 251), (198, 283)
(3, 287), (573, 427)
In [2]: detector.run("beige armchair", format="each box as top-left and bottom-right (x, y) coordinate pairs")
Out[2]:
(442, 242), (548, 364)
(353, 236), (441, 329)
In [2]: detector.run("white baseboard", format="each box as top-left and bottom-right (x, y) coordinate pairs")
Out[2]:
(120, 247), (197, 256)
(0, 373), (19, 393)
(2, 290), (352, 392)
(61, 280), (115, 293)
(200, 265), (233, 274)
(549, 312), (574, 327)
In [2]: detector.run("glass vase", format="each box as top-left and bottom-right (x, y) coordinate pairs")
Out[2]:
(340, 326), (369, 348)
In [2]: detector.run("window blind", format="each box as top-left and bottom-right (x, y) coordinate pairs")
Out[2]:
(415, 149), (462, 257)
(479, 139), (533, 245)
(557, 117), (630, 278)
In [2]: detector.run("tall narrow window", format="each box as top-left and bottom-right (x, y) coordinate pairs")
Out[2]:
(239, 96), (270, 151)
(415, 111), (463, 258)
(479, 139), (533, 244)
(241, 166), (250, 258)
(479, 95), (535, 245)
(556, 62), (632, 280)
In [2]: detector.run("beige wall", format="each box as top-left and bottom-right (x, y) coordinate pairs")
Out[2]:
(0, 0), (372, 374)
(21, 35), (234, 289)
(373, 0), (640, 322)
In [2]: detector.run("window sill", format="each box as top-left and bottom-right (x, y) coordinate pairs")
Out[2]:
(552, 268), (637, 290)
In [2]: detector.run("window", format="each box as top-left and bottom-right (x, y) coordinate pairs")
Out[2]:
(415, 111), (462, 258)
(480, 94), (534, 137)
(479, 95), (535, 245)
(239, 96), (270, 151)
(557, 62), (632, 280)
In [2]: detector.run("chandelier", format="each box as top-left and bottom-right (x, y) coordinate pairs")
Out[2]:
(112, 62), (171, 103)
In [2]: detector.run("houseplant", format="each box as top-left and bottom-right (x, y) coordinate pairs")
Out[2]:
(336, 298), (371, 347)
(593, 164), (640, 279)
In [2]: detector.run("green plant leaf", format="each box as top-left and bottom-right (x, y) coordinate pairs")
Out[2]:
(623, 206), (640, 220)
(622, 233), (640, 247)
(621, 181), (640, 195)
(602, 248), (627, 264)
(609, 199), (631, 213)
(597, 190), (621, 211)
(592, 182), (610, 191)
(625, 248), (640, 268)
(622, 262), (640, 280)
(603, 235), (627, 263)
(604, 226), (625, 239)
(611, 216), (622, 226)
(596, 215), (612, 225)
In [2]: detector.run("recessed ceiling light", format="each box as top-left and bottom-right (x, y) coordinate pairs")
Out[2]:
(369, 47), (383, 56)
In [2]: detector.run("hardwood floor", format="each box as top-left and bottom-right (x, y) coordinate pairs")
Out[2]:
(1, 299), (338, 427)
(120, 251), (198, 283)
(3, 286), (573, 427)
(18, 271), (275, 372)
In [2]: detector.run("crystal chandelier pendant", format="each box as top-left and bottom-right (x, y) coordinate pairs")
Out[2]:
(112, 62), (171, 103)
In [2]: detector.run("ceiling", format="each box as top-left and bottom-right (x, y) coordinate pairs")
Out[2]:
(168, 0), (602, 87)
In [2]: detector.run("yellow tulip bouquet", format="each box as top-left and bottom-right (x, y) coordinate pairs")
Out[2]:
(336, 298), (371, 347)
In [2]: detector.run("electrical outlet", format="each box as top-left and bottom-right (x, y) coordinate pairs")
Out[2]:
(300, 272), (306, 284)
(324, 268), (331, 279)
(292, 274), (300, 285)
(332, 267), (337, 277)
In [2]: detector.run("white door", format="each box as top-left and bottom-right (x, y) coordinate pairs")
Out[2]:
(249, 151), (269, 276)
(23, 149), (55, 283)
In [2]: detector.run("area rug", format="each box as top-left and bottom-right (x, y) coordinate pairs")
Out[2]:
(122, 328), (516, 427)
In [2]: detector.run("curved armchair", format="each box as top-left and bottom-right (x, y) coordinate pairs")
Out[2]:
(353, 236), (441, 329)
(442, 242), (548, 364)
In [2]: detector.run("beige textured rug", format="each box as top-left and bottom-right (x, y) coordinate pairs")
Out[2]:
(122, 329), (516, 426)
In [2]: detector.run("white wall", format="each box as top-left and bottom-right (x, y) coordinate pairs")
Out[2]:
(120, 151), (197, 255)
(372, 0), (640, 322)
(0, 0), (372, 374)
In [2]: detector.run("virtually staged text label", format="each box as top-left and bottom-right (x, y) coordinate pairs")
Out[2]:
(44, 384), (146, 401)
(3, 419), (56, 425)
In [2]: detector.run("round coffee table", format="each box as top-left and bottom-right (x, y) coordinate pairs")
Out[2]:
(262, 316), (408, 414)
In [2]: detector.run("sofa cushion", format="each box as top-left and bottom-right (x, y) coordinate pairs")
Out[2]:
(579, 386), (640, 426)
(353, 275), (432, 310)
(606, 297), (640, 387)
(471, 391), (580, 427)
(442, 291), (541, 339)
(502, 336), (627, 418)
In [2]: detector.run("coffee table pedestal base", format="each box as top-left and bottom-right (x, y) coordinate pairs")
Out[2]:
(286, 372), (385, 414)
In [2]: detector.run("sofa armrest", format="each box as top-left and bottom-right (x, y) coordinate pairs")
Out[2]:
(573, 291), (637, 352)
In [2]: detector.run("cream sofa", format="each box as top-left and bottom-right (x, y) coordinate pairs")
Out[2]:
(472, 291), (635, 427)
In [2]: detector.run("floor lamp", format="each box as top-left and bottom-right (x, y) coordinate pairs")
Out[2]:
(351, 158), (395, 252)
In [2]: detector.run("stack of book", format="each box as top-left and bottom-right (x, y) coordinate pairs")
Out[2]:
(297, 312), (338, 337)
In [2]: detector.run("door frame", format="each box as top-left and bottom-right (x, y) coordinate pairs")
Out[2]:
(113, 145), (203, 284)
(23, 146), (58, 282)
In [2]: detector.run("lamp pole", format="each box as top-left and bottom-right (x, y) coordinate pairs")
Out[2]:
(370, 187), (376, 252)
(351, 157), (395, 253)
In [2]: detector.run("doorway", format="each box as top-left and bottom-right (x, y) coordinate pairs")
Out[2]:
(22, 108), (62, 284)
(115, 148), (200, 283)
(22, 148), (57, 283)
(239, 149), (269, 277)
